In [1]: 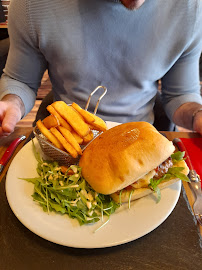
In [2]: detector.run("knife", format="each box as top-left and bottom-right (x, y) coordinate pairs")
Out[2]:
(0, 135), (26, 174)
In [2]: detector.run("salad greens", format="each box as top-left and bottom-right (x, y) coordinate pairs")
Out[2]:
(20, 141), (120, 226)
(20, 141), (190, 225)
(148, 151), (190, 202)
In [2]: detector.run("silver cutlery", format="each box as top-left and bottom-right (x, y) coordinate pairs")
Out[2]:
(190, 179), (202, 226)
(173, 138), (202, 226)
(0, 135), (26, 174)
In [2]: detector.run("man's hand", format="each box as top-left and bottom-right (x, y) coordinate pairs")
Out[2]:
(173, 102), (202, 135)
(193, 110), (202, 134)
(0, 94), (25, 137)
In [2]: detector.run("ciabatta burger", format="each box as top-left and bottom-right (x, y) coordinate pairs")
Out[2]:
(79, 122), (189, 203)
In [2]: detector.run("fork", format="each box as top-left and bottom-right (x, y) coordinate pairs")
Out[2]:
(189, 171), (202, 226)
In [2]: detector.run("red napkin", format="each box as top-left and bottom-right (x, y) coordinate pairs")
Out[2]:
(180, 138), (202, 187)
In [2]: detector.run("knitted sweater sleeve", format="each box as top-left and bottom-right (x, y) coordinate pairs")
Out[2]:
(162, 0), (202, 121)
(0, 0), (47, 116)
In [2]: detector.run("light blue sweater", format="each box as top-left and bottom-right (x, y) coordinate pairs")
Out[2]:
(0, 0), (202, 124)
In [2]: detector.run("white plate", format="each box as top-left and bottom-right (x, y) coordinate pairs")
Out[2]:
(6, 121), (181, 248)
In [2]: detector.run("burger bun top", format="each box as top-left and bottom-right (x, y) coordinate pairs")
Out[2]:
(79, 122), (175, 194)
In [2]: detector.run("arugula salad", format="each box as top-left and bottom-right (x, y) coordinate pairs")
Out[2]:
(21, 141), (120, 227)
(148, 151), (190, 202)
(21, 141), (189, 228)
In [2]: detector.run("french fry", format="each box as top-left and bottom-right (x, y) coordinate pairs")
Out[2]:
(43, 114), (59, 129)
(83, 130), (94, 144)
(36, 101), (107, 158)
(50, 127), (78, 158)
(57, 126), (82, 155)
(60, 166), (74, 175)
(46, 105), (72, 131)
(87, 113), (107, 132)
(36, 120), (64, 150)
(71, 102), (95, 123)
(52, 101), (90, 137)
(71, 130), (83, 145)
(71, 104), (107, 132)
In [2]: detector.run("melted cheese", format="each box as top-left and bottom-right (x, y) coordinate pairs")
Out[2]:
(130, 169), (156, 189)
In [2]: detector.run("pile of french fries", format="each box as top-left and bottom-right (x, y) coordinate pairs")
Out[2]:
(36, 101), (107, 158)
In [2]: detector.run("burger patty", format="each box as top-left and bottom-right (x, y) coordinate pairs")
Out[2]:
(126, 157), (174, 191)
(153, 157), (173, 179)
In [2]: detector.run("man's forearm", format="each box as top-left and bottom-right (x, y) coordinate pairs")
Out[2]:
(1, 94), (25, 118)
(173, 102), (202, 131)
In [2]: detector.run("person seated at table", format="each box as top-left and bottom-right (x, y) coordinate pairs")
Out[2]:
(0, 0), (202, 137)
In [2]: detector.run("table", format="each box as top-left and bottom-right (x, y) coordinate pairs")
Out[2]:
(0, 127), (202, 270)
(0, 23), (7, 28)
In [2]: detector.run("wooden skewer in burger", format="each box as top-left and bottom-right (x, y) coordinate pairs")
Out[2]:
(79, 122), (190, 203)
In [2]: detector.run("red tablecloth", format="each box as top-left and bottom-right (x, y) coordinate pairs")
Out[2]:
(180, 138), (202, 185)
